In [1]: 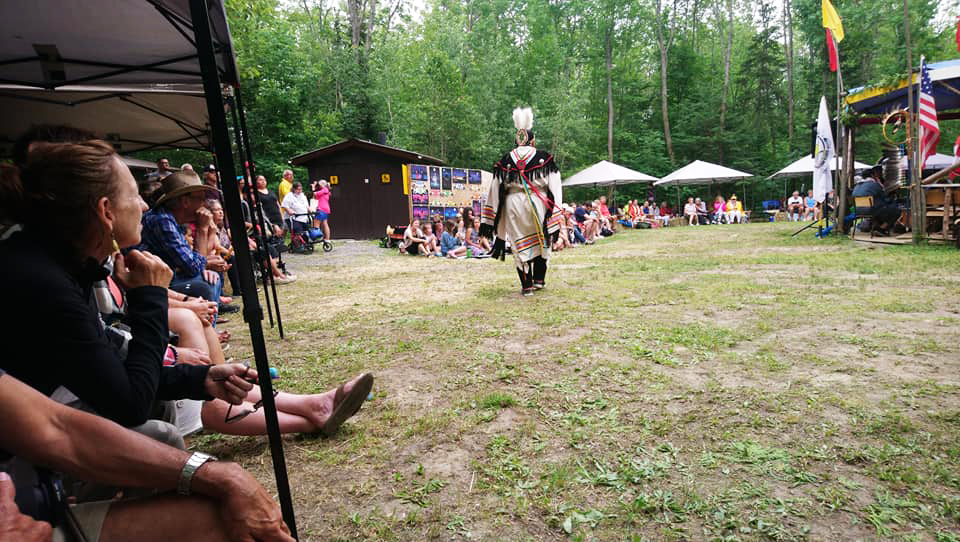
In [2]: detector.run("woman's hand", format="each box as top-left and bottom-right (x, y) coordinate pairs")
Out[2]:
(184, 297), (217, 326)
(205, 364), (257, 404)
(114, 250), (173, 289)
(173, 347), (211, 366)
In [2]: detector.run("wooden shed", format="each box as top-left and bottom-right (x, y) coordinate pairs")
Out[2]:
(290, 139), (445, 239)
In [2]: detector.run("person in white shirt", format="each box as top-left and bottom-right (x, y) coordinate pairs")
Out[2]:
(683, 197), (699, 225)
(787, 191), (804, 221)
(280, 181), (310, 235)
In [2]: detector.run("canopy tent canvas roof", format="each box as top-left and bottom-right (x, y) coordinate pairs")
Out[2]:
(0, 0), (238, 89)
(654, 160), (753, 186)
(562, 160), (659, 187)
(845, 59), (960, 118)
(0, 85), (210, 155)
(767, 155), (871, 179)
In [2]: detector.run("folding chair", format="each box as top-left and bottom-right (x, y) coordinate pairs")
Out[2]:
(850, 196), (875, 239)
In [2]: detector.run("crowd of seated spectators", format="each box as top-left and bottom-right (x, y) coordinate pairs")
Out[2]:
(0, 125), (372, 541)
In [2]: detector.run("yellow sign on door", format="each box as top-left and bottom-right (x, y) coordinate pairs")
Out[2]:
(381, 173), (391, 184)
(329, 175), (339, 185)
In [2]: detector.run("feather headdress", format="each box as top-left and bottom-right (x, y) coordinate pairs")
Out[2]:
(513, 107), (534, 146)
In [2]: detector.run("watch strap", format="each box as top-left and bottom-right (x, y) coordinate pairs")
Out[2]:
(177, 452), (217, 495)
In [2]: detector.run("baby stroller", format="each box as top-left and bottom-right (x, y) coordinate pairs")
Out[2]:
(287, 213), (333, 254)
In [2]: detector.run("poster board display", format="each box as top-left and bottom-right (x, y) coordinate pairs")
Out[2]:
(407, 164), (489, 223)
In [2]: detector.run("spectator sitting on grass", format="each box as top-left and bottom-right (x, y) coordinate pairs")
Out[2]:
(403, 218), (429, 256)
(804, 190), (817, 221)
(422, 221), (440, 255)
(440, 219), (467, 258)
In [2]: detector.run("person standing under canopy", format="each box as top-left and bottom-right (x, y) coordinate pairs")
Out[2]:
(479, 107), (563, 296)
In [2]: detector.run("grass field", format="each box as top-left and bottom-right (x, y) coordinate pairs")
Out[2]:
(196, 222), (960, 541)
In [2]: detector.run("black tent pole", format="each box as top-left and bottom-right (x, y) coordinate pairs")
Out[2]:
(189, 0), (298, 537)
(226, 93), (283, 336)
(233, 89), (284, 338)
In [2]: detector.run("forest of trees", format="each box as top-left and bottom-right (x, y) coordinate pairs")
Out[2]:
(222, 0), (959, 206)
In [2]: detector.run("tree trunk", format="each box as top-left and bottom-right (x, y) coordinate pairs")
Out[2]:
(783, 0), (795, 143)
(654, 0), (675, 164)
(718, 0), (733, 161)
(348, 0), (362, 49)
(606, 22), (614, 163)
(365, 0), (377, 57)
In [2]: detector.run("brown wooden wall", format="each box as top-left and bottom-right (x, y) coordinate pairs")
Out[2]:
(302, 148), (410, 239)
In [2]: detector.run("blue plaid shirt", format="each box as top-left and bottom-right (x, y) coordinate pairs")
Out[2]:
(138, 207), (206, 280)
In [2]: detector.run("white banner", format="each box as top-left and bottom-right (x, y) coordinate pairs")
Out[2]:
(813, 96), (835, 203)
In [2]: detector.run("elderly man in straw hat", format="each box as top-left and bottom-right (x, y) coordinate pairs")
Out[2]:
(138, 172), (230, 306)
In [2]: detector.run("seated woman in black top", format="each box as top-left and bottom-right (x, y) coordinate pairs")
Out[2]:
(0, 139), (372, 436)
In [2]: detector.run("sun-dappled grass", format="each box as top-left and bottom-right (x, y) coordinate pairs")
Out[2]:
(210, 223), (960, 540)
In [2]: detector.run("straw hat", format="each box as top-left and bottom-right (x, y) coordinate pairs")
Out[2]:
(155, 171), (219, 205)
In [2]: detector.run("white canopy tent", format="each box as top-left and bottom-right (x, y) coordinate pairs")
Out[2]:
(654, 160), (753, 186)
(654, 160), (754, 209)
(0, 85), (210, 155)
(767, 155), (870, 179)
(563, 159), (659, 187)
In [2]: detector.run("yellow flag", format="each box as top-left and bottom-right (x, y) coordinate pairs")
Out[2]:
(822, 0), (844, 43)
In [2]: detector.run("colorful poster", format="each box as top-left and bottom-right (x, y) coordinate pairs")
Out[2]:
(443, 207), (458, 219)
(468, 170), (482, 184)
(412, 205), (429, 220)
(429, 206), (443, 219)
(441, 168), (452, 190)
(410, 165), (428, 181)
(429, 167), (440, 190)
(452, 168), (466, 182)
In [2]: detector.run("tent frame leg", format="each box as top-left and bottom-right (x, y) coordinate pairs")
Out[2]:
(189, 0), (298, 537)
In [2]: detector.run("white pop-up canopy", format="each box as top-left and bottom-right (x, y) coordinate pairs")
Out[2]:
(563, 159), (659, 187)
(654, 160), (753, 186)
(767, 155), (871, 179)
(0, 0), (238, 154)
(0, 85), (210, 154)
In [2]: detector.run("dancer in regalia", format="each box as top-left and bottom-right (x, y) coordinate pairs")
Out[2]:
(479, 107), (563, 296)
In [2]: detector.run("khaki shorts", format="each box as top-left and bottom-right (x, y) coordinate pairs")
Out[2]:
(52, 500), (111, 542)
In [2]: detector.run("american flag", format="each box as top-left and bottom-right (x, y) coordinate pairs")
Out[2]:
(919, 58), (940, 168)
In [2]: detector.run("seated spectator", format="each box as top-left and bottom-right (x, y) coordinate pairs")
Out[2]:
(787, 191), (804, 221)
(403, 219), (428, 255)
(422, 221), (440, 255)
(725, 194), (744, 224)
(139, 172), (229, 305)
(0, 370), (294, 542)
(804, 190), (817, 221)
(661, 201), (673, 217)
(598, 196), (612, 222)
(280, 181), (310, 235)
(233, 180), (296, 285)
(695, 197), (709, 223)
(566, 206), (586, 244)
(654, 201), (670, 227)
(440, 219), (468, 258)
(712, 195), (726, 224)
(574, 202), (598, 243)
(684, 197), (699, 225)
(1, 138), (373, 443)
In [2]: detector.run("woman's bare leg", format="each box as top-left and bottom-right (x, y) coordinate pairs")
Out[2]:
(168, 308), (207, 354)
(201, 400), (316, 435)
(203, 325), (226, 365)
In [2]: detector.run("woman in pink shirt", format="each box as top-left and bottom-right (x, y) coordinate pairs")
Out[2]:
(312, 179), (332, 240)
(712, 195), (726, 224)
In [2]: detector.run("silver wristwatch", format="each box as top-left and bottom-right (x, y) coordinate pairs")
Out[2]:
(177, 452), (217, 495)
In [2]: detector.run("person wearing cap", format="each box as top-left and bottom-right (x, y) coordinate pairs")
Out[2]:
(138, 172), (229, 304)
(852, 162), (899, 234)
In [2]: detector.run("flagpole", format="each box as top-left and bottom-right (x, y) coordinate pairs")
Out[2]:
(832, 31), (842, 236)
(904, 0), (923, 244)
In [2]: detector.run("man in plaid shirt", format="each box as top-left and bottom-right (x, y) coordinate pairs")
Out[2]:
(138, 172), (228, 304)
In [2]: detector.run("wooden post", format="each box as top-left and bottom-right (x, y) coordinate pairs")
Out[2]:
(904, 0), (925, 244)
(839, 124), (855, 229)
